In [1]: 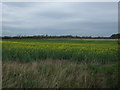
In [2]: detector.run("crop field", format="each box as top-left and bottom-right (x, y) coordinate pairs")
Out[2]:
(2, 39), (118, 63)
(2, 39), (119, 88)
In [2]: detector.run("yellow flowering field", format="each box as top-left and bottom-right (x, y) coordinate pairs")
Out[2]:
(2, 39), (118, 63)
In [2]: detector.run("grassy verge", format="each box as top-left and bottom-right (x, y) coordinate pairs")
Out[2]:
(2, 60), (118, 88)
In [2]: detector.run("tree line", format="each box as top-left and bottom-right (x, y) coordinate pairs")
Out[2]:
(1, 33), (120, 39)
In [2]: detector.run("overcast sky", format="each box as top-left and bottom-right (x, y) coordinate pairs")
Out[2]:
(2, 2), (118, 37)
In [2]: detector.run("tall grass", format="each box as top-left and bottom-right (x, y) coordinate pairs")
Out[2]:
(2, 60), (118, 88)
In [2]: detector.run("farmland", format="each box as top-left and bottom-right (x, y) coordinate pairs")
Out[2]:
(2, 39), (119, 88)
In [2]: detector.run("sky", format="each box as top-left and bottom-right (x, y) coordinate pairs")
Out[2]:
(2, 2), (118, 37)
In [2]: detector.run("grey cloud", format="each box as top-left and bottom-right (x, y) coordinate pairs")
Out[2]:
(3, 2), (33, 8)
(35, 11), (73, 19)
(2, 2), (118, 37)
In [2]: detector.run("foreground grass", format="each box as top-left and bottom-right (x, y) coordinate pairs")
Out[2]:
(3, 60), (118, 88)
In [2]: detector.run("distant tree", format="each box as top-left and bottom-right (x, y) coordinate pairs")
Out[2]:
(110, 33), (120, 39)
(45, 34), (48, 38)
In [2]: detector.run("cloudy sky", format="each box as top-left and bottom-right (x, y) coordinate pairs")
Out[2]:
(2, 2), (118, 37)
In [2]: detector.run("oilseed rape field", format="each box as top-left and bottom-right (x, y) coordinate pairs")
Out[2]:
(2, 39), (119, 88)
(2, 39), (118, 63)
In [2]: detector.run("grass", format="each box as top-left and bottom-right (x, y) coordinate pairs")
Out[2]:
(2, 38), (119, 88)
(2, 60), (118, 88)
